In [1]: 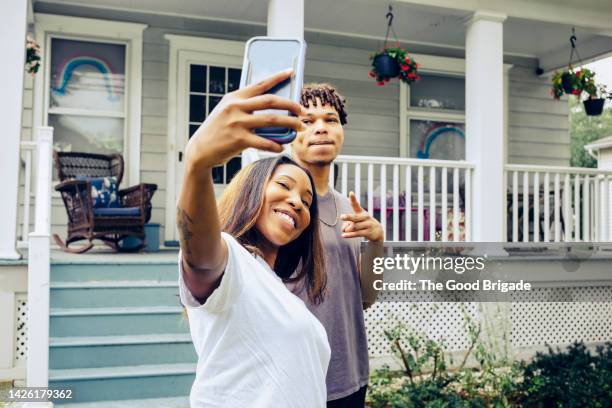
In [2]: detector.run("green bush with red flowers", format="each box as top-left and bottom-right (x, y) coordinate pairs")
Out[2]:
(551, 68), (597, 100)
(369, 47), (420, 87)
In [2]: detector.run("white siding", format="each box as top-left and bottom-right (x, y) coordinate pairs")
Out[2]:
(507, 65), (570, 166)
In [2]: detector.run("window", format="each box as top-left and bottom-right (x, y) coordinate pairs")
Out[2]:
(404, 73), (466, 161)
(48, 38), (127, 154)
(188, 64), (242, 184)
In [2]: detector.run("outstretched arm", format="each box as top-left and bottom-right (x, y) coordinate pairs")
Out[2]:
(178, 70), (305, 301)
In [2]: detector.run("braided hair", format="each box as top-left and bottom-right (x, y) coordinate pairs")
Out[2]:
(300, 83), (348, 125)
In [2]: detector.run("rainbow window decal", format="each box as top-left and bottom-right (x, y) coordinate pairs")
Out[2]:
(49, 38), (125, 112)
(52, 56), (121, 101)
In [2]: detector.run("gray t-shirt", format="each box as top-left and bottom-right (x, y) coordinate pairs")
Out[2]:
(294, 189), (369, 401)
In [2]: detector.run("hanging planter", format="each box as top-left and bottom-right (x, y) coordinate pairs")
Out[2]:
(551, 69), (593, 99)
(373, 53), (399, 78)
(368, 6), (419, 86)
(582, 85), (611, 117)
(583, 98), (605, 116)
(25, 35), (41, 75)
(561, 72), (574, 93)
(550, 29), (609, 117)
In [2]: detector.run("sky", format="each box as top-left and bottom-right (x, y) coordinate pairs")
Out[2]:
(586, 55), (612, 91)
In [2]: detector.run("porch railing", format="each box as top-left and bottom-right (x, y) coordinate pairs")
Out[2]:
(505, 164), (612, 242)
(18, 140), (38, 247)
(332, 155), (474, 242)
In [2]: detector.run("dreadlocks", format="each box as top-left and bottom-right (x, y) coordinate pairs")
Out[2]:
(300, 83), (348, 125)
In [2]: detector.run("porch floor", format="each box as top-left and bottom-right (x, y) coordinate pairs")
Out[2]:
(49, 247), (179, 264)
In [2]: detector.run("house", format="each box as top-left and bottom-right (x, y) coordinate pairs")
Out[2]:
(1, 0), (611, 405)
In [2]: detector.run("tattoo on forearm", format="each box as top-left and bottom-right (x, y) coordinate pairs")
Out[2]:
(177, 207), (194, 255)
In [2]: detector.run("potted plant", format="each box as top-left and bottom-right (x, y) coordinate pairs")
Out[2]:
(551, 68), (609, 116)
(369, 46), (420, 87)
(583, 84), (610, 116)
(551, 69), (595, 99)
(25, 35), (41, 75)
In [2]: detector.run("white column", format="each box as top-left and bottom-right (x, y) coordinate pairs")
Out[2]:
(267, 0), (304, 39)
(26, 126), (54, 388)
(465, 11), (507, 242)
(0, 0), (28, 259)
(242, 0), (304, 168)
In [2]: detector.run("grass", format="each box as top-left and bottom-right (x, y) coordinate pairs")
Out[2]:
(0, 382), (13, 408)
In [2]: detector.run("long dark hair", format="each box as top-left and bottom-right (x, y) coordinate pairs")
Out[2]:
(217, 155), (326, 304)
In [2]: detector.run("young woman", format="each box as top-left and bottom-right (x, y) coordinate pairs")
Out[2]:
(177, 70), (330, 408)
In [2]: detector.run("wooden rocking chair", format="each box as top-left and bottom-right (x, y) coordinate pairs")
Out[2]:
(53, 151), (157, 253)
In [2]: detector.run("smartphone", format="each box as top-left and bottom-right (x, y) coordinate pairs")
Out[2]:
(239, 37), (307, 144)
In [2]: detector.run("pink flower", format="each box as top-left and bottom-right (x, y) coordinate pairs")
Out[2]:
(404, 57), (411, 64)
(400, 64), (409, 71)
(377, 81), (385, 87)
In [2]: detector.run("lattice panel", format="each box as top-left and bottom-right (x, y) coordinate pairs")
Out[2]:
(510, 288), (612, 348)
(14, 294), (27, 366)
(364, 287), (612, 358)
(365, 298), (480, 357)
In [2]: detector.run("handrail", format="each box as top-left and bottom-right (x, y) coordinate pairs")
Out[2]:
(505, 163), (612, 176)
(335, 154), (475, 169)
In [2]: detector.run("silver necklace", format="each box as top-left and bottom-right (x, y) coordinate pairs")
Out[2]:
(319, 191), (339, 227)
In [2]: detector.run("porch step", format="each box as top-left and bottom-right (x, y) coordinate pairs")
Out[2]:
(50, 280), (180, 308)
(51, 262), (178, 282)
(50, 306), (188, 337)
(48, 262), (194, 403)
(49, 363), (196, 403)
(49, 334), (196, 369)
(55, 396), (190, 408)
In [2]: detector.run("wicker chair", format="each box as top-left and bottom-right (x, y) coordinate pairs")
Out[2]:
(53, 151), (157, 253)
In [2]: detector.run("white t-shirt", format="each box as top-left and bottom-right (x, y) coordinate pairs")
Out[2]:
(179, 232), (331, 408)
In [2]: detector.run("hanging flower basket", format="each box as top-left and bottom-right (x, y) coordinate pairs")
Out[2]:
(583, 98), (605, 116)
(25, 35), (41, 75)
(551, 69), (595, 99)
(368, 7), (419, 87)
(370, 47), (419, 86)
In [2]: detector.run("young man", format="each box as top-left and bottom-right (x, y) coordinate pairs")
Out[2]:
(291, 83), (384, 407)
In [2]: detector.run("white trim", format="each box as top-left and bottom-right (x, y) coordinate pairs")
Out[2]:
(164, 35), (244, 243)
(47, 107), (125, 118)
(464, 10), (507, 26)
(32, 13), (147, 186)
(27, 2), (545, 59)
(392, 0), (612, 34)
(585, 136), (612, 152)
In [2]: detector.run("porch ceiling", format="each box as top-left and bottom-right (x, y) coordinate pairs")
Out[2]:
(35, 0), (612, 70)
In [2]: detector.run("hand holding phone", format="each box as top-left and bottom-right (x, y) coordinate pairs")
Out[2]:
(239, 37), (307, 144)
(185, 70), (305, 171)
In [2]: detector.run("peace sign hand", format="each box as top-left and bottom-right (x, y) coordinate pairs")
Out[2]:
(340, 192), (384, 242)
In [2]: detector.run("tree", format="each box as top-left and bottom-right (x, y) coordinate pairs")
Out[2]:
(570, 97), (612, 168)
